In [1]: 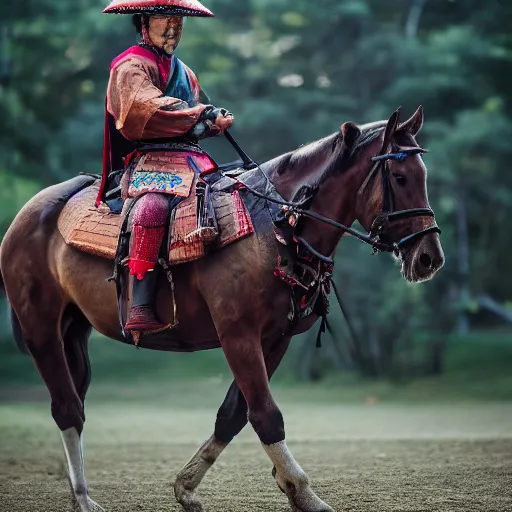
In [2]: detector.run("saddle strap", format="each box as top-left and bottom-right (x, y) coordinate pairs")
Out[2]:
(109, 195), (143, 339)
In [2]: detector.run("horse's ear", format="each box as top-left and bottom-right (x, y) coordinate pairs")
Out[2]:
(398, 105), (424, 136)
(381, 107), (401, 154)
(340, 122), (361, 150)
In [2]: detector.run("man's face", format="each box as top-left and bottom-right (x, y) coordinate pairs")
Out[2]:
(147, 16), (184, 54)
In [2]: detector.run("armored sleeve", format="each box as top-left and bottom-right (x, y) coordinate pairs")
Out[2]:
(107, 58), (207, 141)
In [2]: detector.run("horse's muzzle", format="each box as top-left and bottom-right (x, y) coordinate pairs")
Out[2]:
(404, 231), (445, 283)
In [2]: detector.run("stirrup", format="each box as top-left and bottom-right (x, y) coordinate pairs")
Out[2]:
(124, 306), (172, 345)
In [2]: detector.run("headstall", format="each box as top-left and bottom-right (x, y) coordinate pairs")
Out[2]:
(236, 146), (441, 262)
(356, 147), (441, 256)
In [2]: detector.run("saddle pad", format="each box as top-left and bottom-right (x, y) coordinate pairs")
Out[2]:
(57, 185), (122, 259)
(57, 182), (254, 265)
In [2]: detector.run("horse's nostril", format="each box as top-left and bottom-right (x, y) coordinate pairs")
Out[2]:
(419, 253), (432, 269)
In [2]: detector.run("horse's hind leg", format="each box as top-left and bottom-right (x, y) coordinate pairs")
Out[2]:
(61, 306), (104, 512)
(63, 305), (93, 404)
(16, 291), (103, 512)
(173, 382), (242, 512)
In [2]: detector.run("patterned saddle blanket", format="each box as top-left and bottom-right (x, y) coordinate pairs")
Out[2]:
(57, 179), (254, 265)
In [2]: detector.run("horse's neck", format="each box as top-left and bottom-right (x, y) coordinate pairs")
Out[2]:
(297, 165), (364, 258)
(265, 135), (338, 202)
(268, 134), (368, 258)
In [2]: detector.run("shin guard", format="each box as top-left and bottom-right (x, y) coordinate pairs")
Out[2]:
(128, 194), (170, 280)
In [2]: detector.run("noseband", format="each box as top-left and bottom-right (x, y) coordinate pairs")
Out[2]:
(358, 148), (441, 255)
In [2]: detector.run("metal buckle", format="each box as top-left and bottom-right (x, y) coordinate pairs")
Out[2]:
(369, 213), (390, 240)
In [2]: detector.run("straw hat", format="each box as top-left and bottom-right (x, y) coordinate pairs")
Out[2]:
(103, 0), (214, 17)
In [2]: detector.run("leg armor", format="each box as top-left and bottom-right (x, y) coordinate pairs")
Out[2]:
(125, 193), (170, 333)
(128, 193), (170, 280)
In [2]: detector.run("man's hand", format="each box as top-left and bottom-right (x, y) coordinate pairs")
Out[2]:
(189, 106), (234, 140)
(212, 107), (234, 132)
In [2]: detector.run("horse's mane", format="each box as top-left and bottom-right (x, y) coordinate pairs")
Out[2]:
(264, 120), (387, 186)
(354, 121), (388, 153)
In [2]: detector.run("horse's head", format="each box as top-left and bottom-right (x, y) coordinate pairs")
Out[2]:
(343, 107), (444, 282)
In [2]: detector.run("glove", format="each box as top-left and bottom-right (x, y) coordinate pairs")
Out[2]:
(189, 105), (234, 140)
(211, 107), (234, 132)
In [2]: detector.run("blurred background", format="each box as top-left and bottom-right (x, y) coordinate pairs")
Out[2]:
(1, 2), (512, 511)
(1, 0), (511, 399)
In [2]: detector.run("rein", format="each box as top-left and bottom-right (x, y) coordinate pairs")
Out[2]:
(235, 147), (440, 257)
(227, 119), (441, 350)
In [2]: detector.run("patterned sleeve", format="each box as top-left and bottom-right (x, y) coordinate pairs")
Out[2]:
(107, 58), (206, 141)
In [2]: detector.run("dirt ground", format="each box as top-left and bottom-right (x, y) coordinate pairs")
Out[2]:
(0, 387), (511, 512)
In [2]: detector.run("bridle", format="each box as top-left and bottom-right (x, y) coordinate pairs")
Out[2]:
(227, 120), (441, 348)
(234, 145), (441, 261)
(297, 145), (441, 348)
(355, 147), (441, 255)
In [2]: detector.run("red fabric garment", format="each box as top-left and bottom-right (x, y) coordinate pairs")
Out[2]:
(99, 113), (111, 208)
(96, 46), (173, 207)
(128, 225), (165, 279)
(112, 45), (172, 85)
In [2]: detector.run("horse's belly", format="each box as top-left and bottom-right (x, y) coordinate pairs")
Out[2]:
(57, 236), (219, 351)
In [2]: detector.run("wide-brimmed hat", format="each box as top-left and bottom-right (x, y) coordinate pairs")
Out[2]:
(103, 0), (214, 17)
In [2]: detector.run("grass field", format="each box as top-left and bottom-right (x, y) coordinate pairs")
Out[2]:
(2, 329), (512, 400)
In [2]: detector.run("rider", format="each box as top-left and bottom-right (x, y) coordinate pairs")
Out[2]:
(98, 0), (234, 334)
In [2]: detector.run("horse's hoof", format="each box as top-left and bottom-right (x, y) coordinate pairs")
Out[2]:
(73, 495), (105, 512)
(176, 494), (204, 512)
(273, 470), (333, 512)
(289, 499), (335, 512)
(291, 508), (334, 512)
(289, 500), (334, 512)
(286, 486), (335, 512)
(89, 501), (106, 512)
(174, 481), (204, 512)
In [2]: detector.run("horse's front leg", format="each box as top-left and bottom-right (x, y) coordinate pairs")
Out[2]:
(174, 336), (291, 512)
(225, 334), (333, 512)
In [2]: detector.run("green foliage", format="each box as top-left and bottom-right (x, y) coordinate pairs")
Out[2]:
(1, 330), (511, 402)
(0, 0), (511, 378)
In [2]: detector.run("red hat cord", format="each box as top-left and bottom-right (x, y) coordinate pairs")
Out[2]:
(103, 0), (214, 17)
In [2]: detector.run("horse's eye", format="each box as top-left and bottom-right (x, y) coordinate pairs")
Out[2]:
(393, 173), (407, 186)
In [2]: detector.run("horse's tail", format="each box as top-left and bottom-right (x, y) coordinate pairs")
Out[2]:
(0, 260), (30, 355)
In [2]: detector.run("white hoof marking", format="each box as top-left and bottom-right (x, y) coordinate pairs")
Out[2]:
(174, 435), (227, 511)
(263, 441), (334, 512)
(61, 428), (104, 512)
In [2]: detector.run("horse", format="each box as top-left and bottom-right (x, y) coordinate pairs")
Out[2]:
(0, 106), (444, 512)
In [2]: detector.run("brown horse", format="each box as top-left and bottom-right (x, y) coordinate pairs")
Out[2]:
(0, 107), (443, 512)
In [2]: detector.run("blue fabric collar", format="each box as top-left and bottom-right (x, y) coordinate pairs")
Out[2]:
(165, 56), (197, 107)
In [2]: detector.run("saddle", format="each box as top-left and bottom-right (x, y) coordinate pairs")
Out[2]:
(57, 165), (333, 348)
(57, 174), (254, 266)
